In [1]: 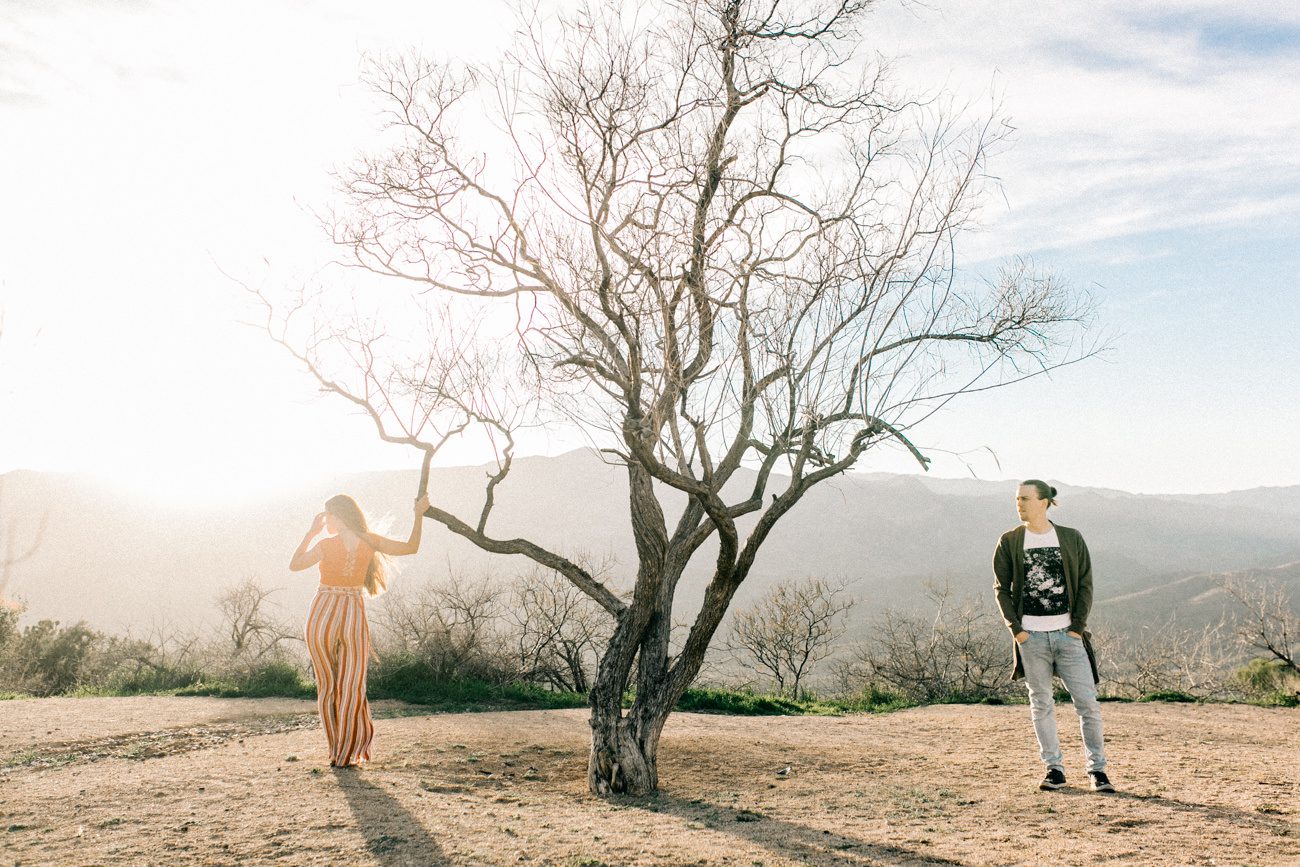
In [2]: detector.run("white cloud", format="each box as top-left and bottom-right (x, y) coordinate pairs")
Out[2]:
(868, 0), (1300, 258)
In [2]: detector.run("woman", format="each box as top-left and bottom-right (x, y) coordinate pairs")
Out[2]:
(289, 492), (429, 767)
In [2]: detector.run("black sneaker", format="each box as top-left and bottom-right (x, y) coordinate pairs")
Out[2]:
(1039, 768), (1067, 791)
(1089, 771), (1115, 793)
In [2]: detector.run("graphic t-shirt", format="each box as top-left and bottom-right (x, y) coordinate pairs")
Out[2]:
(1022, 526), (1070, 632)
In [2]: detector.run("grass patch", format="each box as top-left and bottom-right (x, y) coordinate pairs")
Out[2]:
(1253, 691), (1300, 708)
(175, 661), (315, 700)
(107, 666), (207, 695)
(675, 687), (807, 715)
(673, 685), (911, 716)
(824, 685), (913, 714)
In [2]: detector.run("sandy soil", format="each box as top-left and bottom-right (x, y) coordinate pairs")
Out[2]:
(0, 697), (1295, 866)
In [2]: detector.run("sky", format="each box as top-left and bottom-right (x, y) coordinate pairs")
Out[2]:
(1, 0), (1298, 501)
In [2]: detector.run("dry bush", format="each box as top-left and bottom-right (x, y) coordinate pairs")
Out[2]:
(838, 584), (1011, 703)
(1100, 575), (1300, 701)
(1098, 618), (1243, 700)
(0, 606), (194, 696)
(98, 619), (210, 693)
(214, 576), (300, 670)
(371, 570), (517, 683)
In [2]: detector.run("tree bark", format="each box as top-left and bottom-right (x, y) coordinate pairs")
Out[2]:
(587, 639), (680, 796)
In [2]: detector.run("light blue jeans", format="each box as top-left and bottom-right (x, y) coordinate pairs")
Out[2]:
(1020, 629), (1106, 773)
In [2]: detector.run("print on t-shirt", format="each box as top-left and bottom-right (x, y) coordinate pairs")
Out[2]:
(1023, 546), (1068, 617)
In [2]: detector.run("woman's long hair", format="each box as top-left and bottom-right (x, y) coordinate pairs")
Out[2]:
(324, 494), (388, 597)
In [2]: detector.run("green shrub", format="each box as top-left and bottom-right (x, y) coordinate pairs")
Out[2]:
(830, 684), (911, 713)
(238, 660), (315, 698)
(1234, 657), (1296, 699)
(368, 653), (437, 702)
(1138, 689), (1198, 703)
(1256, 690), (1300, 708)
(368, 652), (585, 709)
(0, 618), (99, 696)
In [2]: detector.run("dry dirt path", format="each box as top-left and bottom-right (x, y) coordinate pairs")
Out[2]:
(0, 698), (1296, 865)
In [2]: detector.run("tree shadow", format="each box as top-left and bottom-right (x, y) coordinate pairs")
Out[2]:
(636, 791), (965, 866)
(332, 768), (450, 866)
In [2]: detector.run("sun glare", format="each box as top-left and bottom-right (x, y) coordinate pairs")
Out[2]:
(91, 462), (318, 508)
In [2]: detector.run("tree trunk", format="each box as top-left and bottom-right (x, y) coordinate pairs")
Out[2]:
(588, 659), (681, 796)
(588, 701), (659, 796)
(584, 460), (674, 795)
(589, 598), (707, 795)
(586, 603), (667, 795)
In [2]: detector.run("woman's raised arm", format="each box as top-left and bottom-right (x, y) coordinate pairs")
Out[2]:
(367, 495), (430, 557)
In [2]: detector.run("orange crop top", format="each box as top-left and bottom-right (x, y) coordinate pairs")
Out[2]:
(318, 535), (374, 588)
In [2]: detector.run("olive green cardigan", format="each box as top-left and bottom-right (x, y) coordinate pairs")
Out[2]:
(992, 523), (1099, 683)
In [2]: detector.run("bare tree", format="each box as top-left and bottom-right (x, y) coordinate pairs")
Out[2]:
(215, 576), (298, 664)
(726, 576), (851, 697)
(1219, 573), (1299, 677)
(510, 566), (612, 693)
(256, 0), (1096, 795)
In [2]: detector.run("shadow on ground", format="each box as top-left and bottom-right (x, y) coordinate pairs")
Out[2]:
(334, 767), (450, 866)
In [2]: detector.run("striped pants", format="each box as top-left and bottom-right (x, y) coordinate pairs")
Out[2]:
(305, 586), (373, 766)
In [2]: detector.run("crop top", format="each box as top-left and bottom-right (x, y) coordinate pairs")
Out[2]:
(318, 535), (374, 588)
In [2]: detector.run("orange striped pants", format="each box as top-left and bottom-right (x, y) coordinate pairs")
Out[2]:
(305, 586), (374, 766)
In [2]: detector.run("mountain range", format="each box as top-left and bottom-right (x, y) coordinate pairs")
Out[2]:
(2, 449), (1298, 637)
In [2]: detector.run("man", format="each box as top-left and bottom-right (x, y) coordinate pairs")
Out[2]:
(993, 479), (1113, 793)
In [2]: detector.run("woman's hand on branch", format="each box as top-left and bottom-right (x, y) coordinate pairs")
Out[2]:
(367, 495), (430, 557)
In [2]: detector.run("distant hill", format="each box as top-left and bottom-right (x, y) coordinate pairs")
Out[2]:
(1, 450), (1298, 635)
(1093, 559), (1300, 634)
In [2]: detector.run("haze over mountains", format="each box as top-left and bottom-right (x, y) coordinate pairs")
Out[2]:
(2, 449), (1298, 636)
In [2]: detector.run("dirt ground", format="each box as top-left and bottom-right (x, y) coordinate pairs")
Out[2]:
(0, 697), (1295, 866)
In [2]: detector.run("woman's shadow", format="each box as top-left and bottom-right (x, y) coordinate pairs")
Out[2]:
(332, 768), (449, 866)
